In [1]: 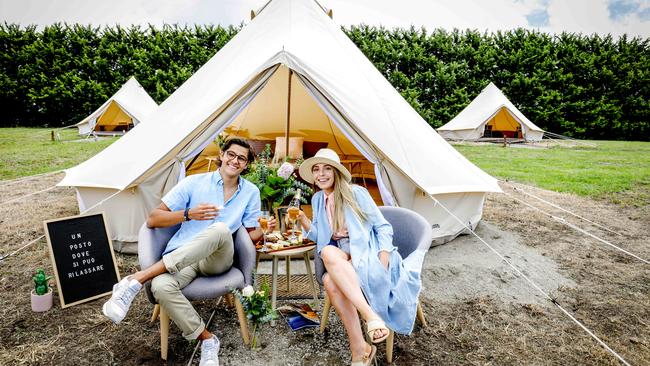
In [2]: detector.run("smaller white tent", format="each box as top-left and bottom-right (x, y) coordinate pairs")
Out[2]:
(75, 77), (158, 136)
(437, 82), (544, 142)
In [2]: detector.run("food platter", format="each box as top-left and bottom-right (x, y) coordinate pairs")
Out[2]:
(256, 232), (316, 253)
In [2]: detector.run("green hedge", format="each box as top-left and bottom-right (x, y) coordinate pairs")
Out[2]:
(1, 23), (648, 140)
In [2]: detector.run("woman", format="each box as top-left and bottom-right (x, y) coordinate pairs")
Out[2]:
(296, 149), (422, 366)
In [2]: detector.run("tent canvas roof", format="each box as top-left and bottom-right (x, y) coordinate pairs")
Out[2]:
(438, 82), (544, 133)
(59, 0), (499, 197)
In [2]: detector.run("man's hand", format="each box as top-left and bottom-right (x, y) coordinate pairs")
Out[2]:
(188, 204), (220, 221)
(257, 215), (278, 233)
(379, 251), (390, 270)
(267, 216), (277, 232)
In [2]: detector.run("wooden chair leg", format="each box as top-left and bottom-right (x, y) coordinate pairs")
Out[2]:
(150, 304), (160, 323)
(233, 294), (250, 345)
(320, 294), (331, 333)
(225, 293), (234, 308)
(386, 329), (395, 363)
(160, 306), (170, 360)
(416, 301), (427, 327)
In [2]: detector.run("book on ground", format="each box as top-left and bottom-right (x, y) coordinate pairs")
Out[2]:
(277, 303), (320, 331)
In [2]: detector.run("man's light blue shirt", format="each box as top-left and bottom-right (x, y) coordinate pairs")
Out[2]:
(161, 170), (261, 255)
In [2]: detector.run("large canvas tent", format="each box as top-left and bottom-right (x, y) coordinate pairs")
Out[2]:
(75, 77), (158, 136)
(437, 82), (545, 141)
(58, 0), (501, 252)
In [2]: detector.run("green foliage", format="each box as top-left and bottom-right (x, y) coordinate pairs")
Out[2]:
(345, 26), (650, 141)
(230, 273), (277, 348)
(243, 144), (313, 210)
(32, 268), (52, 295)
(0, 23), (239, 128)
(1, 23), (648, 140)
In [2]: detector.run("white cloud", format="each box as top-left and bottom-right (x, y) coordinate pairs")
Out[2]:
(541, 0), (649, 38)
(323, 0), (535, 33)
(0, 0), (648, 38)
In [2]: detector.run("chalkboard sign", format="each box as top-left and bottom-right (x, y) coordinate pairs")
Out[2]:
(44, 212), (121, 308)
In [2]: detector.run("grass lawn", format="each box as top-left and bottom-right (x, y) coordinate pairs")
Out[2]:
(0, 127), (117, 180)
(453, 140), (650, 205)
(1, 127), (648, 206)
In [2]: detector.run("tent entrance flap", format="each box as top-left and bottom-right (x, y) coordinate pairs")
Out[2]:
(131, 65), (280, 188)
(95, 100), (134, 132)
(216, 64), (394, 206)
(484, 107), (524, 138)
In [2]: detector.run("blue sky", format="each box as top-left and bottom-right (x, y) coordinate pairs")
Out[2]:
(1, 0), (648, 38)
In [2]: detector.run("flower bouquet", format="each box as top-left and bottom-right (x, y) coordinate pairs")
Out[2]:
(244, 144), (313, 211)
(231, 278), (278, 349)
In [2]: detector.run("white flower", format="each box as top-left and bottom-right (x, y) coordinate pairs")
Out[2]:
(242, 285), (255, 297)
(277, 162), (294, 180)
(256, 290), (265, 297)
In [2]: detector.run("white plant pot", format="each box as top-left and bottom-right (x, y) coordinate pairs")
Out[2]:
(31, 288), (53, 312)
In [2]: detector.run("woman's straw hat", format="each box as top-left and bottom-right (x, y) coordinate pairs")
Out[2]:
(298, 148), (351, 184)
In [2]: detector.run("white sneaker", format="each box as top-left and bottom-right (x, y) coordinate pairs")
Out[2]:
(102, 277), (142, 324)
(199, 335), (220, 366)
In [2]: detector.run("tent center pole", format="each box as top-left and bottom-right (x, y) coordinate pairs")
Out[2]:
(285, 69), (293, 157)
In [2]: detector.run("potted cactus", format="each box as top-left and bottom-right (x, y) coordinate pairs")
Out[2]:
(31, 268), (53, 312)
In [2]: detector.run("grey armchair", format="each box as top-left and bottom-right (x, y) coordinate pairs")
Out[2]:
(138, 223), (256, 360)
(316, 206), (432, 363)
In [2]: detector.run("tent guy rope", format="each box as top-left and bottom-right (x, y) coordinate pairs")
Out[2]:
(500, 180), (623, 236)
(186, 302), (220, 366)
(0, 169), (63, 188)
(0, 185), (58, 206)
(429, 194), (632, 366)
(0, 235), (46, 263)
(501, 190), (649, 265)
(0, 188), (124, 263)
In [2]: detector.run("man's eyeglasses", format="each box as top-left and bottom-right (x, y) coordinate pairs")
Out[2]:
(224, 150), (248, 165)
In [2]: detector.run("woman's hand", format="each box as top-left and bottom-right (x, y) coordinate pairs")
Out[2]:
(297, 210), (311, 231)
(379, 250), (390, 270)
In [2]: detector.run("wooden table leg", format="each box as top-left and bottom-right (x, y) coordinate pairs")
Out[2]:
(303, 252), (319, 303)
(286, 256), (291, 291)
(271, 256), (279, 326)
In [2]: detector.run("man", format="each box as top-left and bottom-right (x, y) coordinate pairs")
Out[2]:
(102, 138), (274, 366)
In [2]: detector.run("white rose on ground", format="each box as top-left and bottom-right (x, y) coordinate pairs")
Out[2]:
(277, 162), (294, 179)
(242, 285), (255, 297)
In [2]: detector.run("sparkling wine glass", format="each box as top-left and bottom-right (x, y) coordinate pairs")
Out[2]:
(287, 206), (299, 243)
(260, 210), (270, 249)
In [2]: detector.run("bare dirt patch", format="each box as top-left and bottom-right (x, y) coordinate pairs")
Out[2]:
(0, 176), (648, 365)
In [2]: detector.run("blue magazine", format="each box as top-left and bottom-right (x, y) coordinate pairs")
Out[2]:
(277, 303), (320, 331)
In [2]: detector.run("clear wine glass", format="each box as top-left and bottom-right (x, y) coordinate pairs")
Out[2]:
(260, 210), (270, 249)
(287, 206), (299, 243)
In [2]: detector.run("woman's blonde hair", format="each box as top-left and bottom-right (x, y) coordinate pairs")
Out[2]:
(331, 169), (367, 233)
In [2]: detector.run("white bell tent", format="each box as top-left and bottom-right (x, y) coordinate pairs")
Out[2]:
(437, 82), (544, 141)
(58, 0), (501, 252)
(75, 77), (158, 136)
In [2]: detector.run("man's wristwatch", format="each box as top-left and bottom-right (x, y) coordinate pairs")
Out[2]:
(183, 207), (191, 222)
